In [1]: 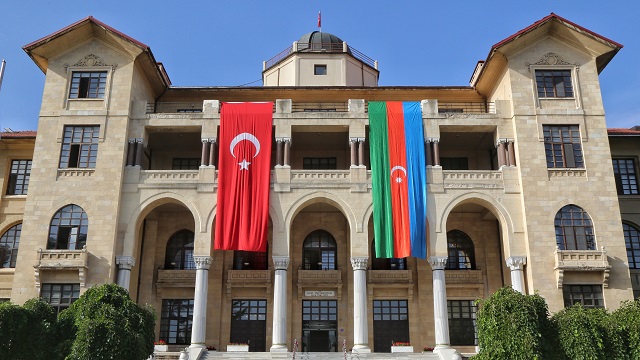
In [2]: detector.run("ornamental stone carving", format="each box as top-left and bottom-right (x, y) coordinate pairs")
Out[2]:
(71, 54), (118, 69)
(193, 256), (213, 270)
(350, 257), (368, 271)
(116, 255), (136, 270)
(428, 256), (448, 270)
(506, 256), (527, 270)
(272, 256), (290, 270)
(526, 52), (576, 68)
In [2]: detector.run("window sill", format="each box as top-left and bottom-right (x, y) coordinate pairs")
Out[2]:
(548, 168), (586, 178)
(2, 194), (27, 199)
(57, 168), (95, 178)
(67, 97), (104, 101)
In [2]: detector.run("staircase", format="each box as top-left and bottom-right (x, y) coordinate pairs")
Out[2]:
(155, 350), (446, 360)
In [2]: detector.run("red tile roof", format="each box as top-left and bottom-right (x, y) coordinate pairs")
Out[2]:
(0, 131), (37, 139)
(608, 128), (640, 136)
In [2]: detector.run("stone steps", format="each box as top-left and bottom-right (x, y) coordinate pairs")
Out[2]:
(156, 350), (446, 360)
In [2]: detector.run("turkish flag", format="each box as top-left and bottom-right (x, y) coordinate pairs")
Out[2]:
(214, 102), (273, 252)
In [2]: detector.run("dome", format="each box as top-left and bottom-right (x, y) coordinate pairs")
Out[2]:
(297, 31), (349, 53)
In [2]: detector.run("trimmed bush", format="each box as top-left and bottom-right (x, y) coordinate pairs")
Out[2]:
(0, 299), (59, 360)
(473, 287), (554, 360)
(612, 299), (640, 359)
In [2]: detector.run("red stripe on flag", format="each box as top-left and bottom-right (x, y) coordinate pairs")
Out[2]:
(385, 102), (411, 258)
(214, 102), (273, 252)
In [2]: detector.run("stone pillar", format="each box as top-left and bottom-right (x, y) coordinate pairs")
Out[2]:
(497, 140), (506, 167)
(350, 138), (357, 167)
(276, 139), (284, 166)
(201, 140), (210, 167)
(208, 139), (216, 167)
(506, 256), (527, 294)
(190, 256), (212, 351)
(426, 139), (433, 166)
(507, 140), (516, 167)
(429, 256), (450, 349)
(432, 139), (440, 167)
(126, 140), (136, 167)
(283, 139), (291, 167)
(271, 256), (290, 352)
(115, 255), (135, 290)
(351, 257), (371, 352)
(134, 141), (144, 167)
(357, 138), (365, 167)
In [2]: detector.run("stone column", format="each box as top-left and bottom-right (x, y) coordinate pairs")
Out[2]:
(126, 140), (136, 166)
(429, 256), (450, 349)
(201, 140), (210, 167)
(134, 141), (144, 167)
(208, 139), (216, 167)
(506, 256), (527, 294)
(507, 140), (516, 167)
(432, 139), (440, 167)
(426, 139), (433, 166)
(271, 256), (290, 352)
(190, 256), (212, 351)
(497, 140), (506, 167)
(350, 138), (357, 167)
(283, 139), (291, 167)
(351, 257), (371, 352)
(357, 138), (365, 167)
(276, 139), (283, 166)
(115, 255), (135, 290)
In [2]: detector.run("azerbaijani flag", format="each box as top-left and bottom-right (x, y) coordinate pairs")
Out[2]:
(369, 102), (427, 259)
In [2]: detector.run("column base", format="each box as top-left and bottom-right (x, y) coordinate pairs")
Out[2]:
(270, 344), (288, 352)
(434, 347), (462, 360)
(352, 345), (371, 353)
(188, 344), (206, 360)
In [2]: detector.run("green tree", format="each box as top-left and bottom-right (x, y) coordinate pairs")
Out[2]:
(60, 283), (155, 360)
(611, 299), (640, 359)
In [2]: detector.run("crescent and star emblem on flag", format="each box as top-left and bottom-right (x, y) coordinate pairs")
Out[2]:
(229, 132), (261, 170)
(390, 165), (407, 183)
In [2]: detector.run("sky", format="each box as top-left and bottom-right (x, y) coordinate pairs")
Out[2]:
(0, 1), (639, 131)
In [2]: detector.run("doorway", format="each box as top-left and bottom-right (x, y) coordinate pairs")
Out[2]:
(302, 300), (337, 352)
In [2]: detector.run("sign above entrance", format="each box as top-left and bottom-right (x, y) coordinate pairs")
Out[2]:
(304, 291), (336, 297)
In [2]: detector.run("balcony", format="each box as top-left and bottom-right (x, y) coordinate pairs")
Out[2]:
(367, 269), (413, 297)
(139, 170), (199, 187)
(34, 248), (88, 288)
(445, 269), (484, 284)
(297, 269), (342, 300)
(442, 170), (503, 189)
(226, 269), (272, 296)
(156, 269), (196, 296)
(146, 102), (203, 114)
(554, 248), (611, 288)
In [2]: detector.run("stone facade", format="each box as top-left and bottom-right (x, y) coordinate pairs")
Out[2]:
(0, 13), (637, 359)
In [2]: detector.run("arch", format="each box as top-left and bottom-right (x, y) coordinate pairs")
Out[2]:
(47, 204), (88, 250)
(285, 191), (356, 234)
(623, 221), (640, 269)
(438, 192), (516, 235)
(204, 203), (284, 238)
(302, 229), (337, 270)
(554, 204), (595, 250)
(445, 230), (476, 270)
(164, 229), (196, 270)
(362, 201), (435, 237)
(0, 223), (22, 268)
(369, 240), (406, 270)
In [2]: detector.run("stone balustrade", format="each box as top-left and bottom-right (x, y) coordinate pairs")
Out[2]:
(226, 269), (272, 296)
(34, 247), (88, 289)
(554, 248), (611, 288)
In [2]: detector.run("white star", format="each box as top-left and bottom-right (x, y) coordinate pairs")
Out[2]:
(238, 159), (251, 170)
(396, 177), (403, 183)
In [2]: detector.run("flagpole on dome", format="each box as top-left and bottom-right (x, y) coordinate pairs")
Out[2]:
(318, 11), (321, 32)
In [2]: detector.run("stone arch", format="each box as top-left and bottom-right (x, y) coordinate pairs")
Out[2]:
(0, 215), (24, 234)
(285, 191), (356, 236)
(204, 203), (284, 237)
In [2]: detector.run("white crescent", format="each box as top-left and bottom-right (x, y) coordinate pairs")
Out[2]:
(390, 166), (407, 177)
(229, 132), (261, 158)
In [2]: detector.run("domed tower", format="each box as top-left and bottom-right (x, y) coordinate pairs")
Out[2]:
(262, 31), (379, 87)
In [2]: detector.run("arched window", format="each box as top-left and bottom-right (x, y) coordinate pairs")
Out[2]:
(446, 230), (475, 270)
(555, 205), (595, 250)
(303, 230), (337, 270)
(370, 240), (406, 270)
(233, 248), (268, 270)
(47, 205), (88, 250)
(165, 230), (195, 270)
(624, 223), (640, 269)
(0, 223), (21, 268)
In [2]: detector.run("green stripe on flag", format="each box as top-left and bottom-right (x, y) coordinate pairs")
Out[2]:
(368, 102), (394, 258)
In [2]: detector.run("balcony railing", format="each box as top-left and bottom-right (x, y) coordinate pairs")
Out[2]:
(156, 269), (197, 296)
(34, 247), (88, 288)
(139, 170), (199, 187)
(445, 269), (484, 284)
(442, 170), (503, 189)
(438, 102), (496, 114)
(265, 43), (376, 70)
(368, 269), (412, 284)
(554, 248), (611, 288)
(291, 170), (350, 182)
(297, 269), (343, 299)
(291, 102), (349, 112)
(146, 102), (203, 114)
(226, 269), (272, 296)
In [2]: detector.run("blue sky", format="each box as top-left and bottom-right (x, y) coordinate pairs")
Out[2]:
(1, 1), (639, 131)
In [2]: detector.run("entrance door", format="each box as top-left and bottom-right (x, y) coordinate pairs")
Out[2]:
(373, 300), (410, 352)
(230, 299), (267, 352)
(302, 300), (337, 352)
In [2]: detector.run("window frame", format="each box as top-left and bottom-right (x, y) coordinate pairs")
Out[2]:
(445, 230), (476, 270)
(302, 230), (337, 270)
(159, 299), (194, 345)
(165, 229), (196, 270)
(47, 205), (88, 250)
(624, 222), (640, 270)
(447, 300), (478, 346)
(535, 69), (574, 98)
(68, 71), (108, 99)
(543, 125), (584, 169)
(612, 158), (639, 195)
(233, 249), (268, 270)
(314, 64), (327, 75)
(0, 223), (21, 268)
(563, 284), (604, 308)
(554, 204), (595, 250)
(59, 125), (100, 169)
(40, 283), (80, 314)
(6, 159), (31, 195)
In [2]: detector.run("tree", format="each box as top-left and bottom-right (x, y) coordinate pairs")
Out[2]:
(60, 283), (155, 360)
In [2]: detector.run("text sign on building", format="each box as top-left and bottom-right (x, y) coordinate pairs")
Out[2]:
(304, 291), (335, 297)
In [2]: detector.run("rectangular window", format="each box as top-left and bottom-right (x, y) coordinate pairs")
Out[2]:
(303, 157), (337, 170)
(160, 299), (194, 344)
(69, 71), (107, 99)
(536, 69), (573, 98)
(447, 300), (477, 346)
(373, 300), (409, 353)
(172, 158), (200, 170)
(563, 285), (604, 308)
(613, 159), (639, 195)
(543, 125), (583, 168)
(230, 299), (267, 351)
(441, 157), (469, 170)
(6, 159), (31, 195)
(59, 126), (100, 168)
(40, 284), (80, 314)
(314, 64), (327, 75)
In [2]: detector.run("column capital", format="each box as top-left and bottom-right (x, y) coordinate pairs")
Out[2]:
(115, 255), (135, 270)
(428, 256), (448, 270)
(193, 256), (213, 270)
(496, 138), (508, 146)
(202, 138), (210, 144)
(350, 257), (368, 271)
(275, 137), (291, 143)
(273, 256), (290, 270)
(427, 137), (439, 144)
(209, 138), (216, 144)
(506, 256), (527, 270)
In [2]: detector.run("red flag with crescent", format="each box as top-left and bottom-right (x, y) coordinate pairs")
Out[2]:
(215, 102), (273, 252)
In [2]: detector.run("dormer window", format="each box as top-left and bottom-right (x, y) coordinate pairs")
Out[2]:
(314, 64), (327, 75)
(69, 71), (107, 99)
(535, 70), (573, 98)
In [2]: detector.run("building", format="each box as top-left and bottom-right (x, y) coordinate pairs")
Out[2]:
(0, 13), (638, 359)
